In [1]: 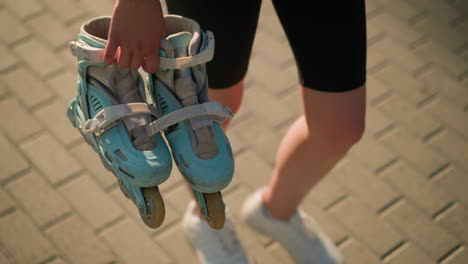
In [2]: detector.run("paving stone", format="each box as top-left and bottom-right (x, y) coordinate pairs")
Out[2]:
(370, 13), (423, 46)
(339, 238), (382, 264)
(59, 45), (78, 71)
(0, 209), (56, 264)
(306, 173), (348, 210)
(2, 67), (55, 108)
(225, 128), (247, 156)
(374, 65), (437, 105)
(47, 70), (79, 104)
(376, 94), (440, 139)
(34, 99), (81, 145)
(381, 200), (459, 260)
(12, 38), (65, 77)
(154, 224), (197, 264)
(3, 0), (43, 19)
(0, 132), (29, 181)
(234, 150), (272, 190)
(427, 129), (468, 172)
(435, 203), (468, 244)
(384, 242), (434, 264)
(20, 133), (81, 184)
(0, 187), (15, 214)
(365, 105), (393, 136)
(100, 218), (172, 264)
(59, 174), (123, 230)
(440, 246), (468, 264)
(413, 40), (467, 78)
(0, 44), (17, 71)
(0, 249), (12, 264)
(250, 127), (284, 166)
(302, 201), (349, 244)
(379, 127), (448, 176)
(42, 0), (87, 23)
(69, 142), (115, 189)
(374, 0), (422, 21)
(367, 47), (387, 71)
(27, 13), (74, 49)
(243, 87), (297, 127)
(380, 161), (453, 216)
(0, 97), (43, 142)
(224, 185), (252, 220)
(424, 97), (468, 139)
(0, 10), (29, 45)
(418, 67), (468, 109)
(349, 133), (396, 173)
(0, 81), (7, 98)
(164, 184), (192, 214)
(246, 55), (299, 96)
(252, 30), (294, 66)
(330, 196), (403, 256)
(80, 0), (114, 16)
(5, 170), (71, 227)
(433, 165), (468, 207)
(370, 37), (427, 72)
(331, 158), (399, 212)
(45, 214), (117, 264)
(413, 14), (466, 51)
(43, 257), (67, 264)
(366, 76), (391, 104)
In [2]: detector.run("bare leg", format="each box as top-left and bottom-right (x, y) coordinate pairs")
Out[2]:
(262, 85), (366, 220)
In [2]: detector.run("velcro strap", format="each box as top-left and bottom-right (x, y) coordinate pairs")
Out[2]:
(69, 40), (104, 63)
(82, 103), (161, 136)
(145, 101), (233, 136)
(159, 31), (215, 69)
(69, 30), (215, 68)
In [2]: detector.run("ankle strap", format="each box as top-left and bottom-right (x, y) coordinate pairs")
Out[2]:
(69, 30), (215, 69)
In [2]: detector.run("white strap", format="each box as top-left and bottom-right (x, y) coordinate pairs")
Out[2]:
(145, 101), (233, 136)
(82, 103), (161, 136)
(159, 31), (215, 69)
(69, 31), (215, 68)
(69, 40), (104, 63)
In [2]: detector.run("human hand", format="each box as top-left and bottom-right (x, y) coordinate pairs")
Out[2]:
(104, 0), (165, 73)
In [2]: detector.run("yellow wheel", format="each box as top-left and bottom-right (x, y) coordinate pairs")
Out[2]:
(204, 192), (225, 230)
(140, 187), (165, 229)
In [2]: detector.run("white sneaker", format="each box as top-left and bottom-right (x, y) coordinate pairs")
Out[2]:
(182, 201), (252, 264)
(241, 188), (342, 264)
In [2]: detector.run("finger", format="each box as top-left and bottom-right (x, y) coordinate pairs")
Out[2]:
(117, 45), (132, 68)
(130, 50), (143, 70)
(143, 53), (159, 74)
(104, 38), (119, 65)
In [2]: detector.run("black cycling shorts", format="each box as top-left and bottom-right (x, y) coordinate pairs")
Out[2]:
(166, 0), (366, 92)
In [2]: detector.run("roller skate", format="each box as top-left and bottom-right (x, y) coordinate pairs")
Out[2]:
(146, 15), (234, 229)
(67, 17), (172, 229)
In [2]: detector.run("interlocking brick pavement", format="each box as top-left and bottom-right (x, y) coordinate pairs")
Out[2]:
(1, 0), (467, 263)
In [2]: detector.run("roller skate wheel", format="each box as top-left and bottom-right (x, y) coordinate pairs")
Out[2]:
(140, 187), (165, 229)
(204, 192), (225, 230)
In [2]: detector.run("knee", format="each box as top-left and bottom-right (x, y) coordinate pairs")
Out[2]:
(309, 119), (365, 153)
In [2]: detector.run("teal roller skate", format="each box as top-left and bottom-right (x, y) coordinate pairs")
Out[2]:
(67, 17), (172, 229)
(146, 15), (234, 229)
